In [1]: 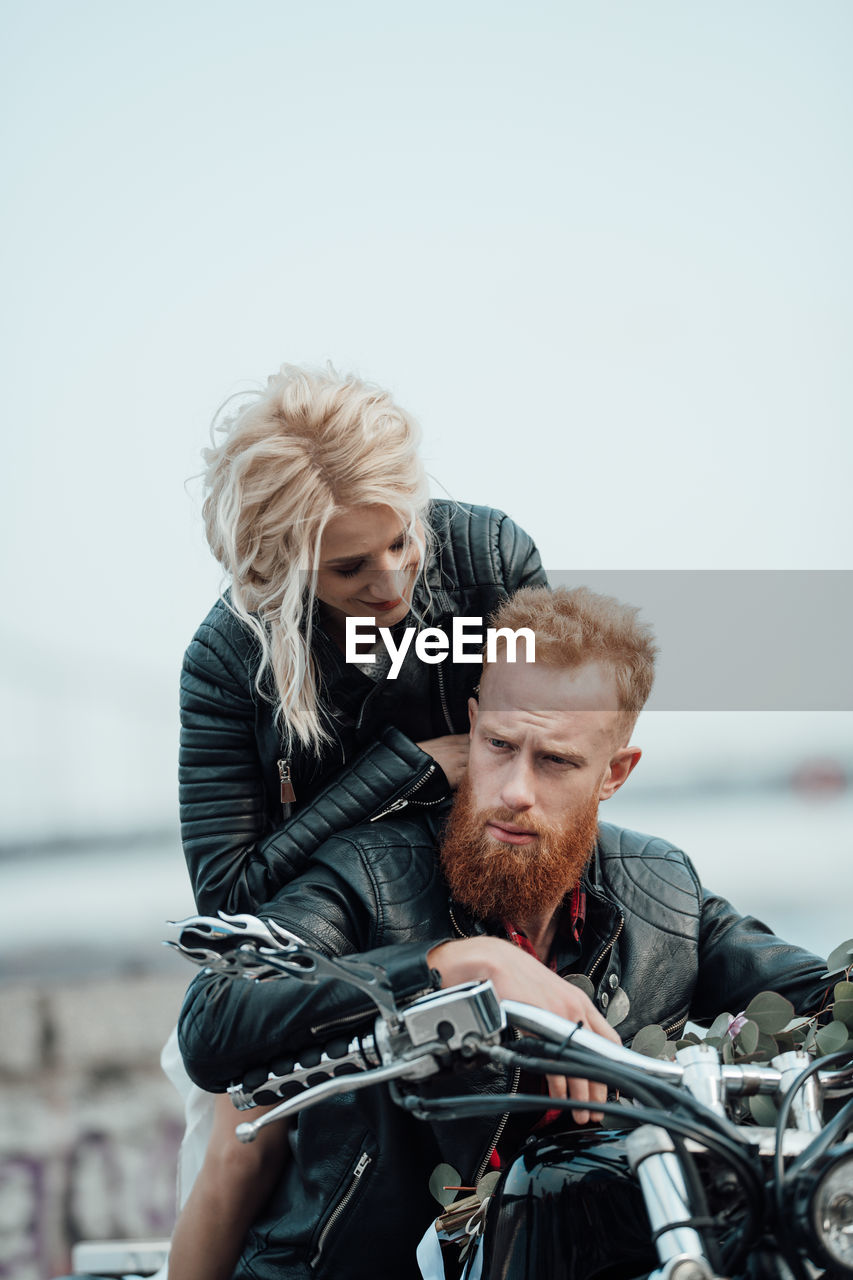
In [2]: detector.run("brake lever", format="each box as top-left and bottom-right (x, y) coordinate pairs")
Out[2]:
(166, 912), (404, 1030)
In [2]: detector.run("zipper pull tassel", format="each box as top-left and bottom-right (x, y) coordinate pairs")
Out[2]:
(277, 759), (296, 805)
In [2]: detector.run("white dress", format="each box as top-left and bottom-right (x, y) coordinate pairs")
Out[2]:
(126, 1027), (214, 1279)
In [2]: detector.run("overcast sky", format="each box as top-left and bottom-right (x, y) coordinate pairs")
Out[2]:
(1, 1), (851, 840)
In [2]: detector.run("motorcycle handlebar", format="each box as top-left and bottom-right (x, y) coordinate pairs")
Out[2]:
(503, 1000), (789, 1098)
(229, 987), (853, 1132)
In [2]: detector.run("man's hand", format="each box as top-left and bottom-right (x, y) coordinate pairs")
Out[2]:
(416, 734), (470, 789)
(427, 937), (620, 1124)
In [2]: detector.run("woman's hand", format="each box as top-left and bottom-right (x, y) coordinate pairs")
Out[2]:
(416, 734), (470, 789)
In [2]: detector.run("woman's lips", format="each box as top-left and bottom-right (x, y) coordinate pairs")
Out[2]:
(363, 598), (404, 612)
(485, 821), (538, 846)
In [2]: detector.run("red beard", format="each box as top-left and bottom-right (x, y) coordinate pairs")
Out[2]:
(440, 775), (600, 922)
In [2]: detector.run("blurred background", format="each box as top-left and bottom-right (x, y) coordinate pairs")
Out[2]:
(1, 2), (851, 1275)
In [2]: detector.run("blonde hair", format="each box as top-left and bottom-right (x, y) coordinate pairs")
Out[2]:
(486, 586), (657, 734)
(202, 364), (431, 752)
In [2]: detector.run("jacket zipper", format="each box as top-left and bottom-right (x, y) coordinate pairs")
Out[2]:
(310, 1006), (377, 1038)
(276, 758), (296, 806)
(310, 1151), (372, 1267)
(310, 985), (436, 1039)
(446, 905), (523, 1183)
(585, 914), (625, 986)
(473, 1032), (522, 1184)
(369, 764), (441, 822)
(662, 1014), (688, 1038)
(436, 662), (454, 732)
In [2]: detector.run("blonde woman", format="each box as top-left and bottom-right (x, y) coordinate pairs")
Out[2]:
(168, 364), (547, 1278)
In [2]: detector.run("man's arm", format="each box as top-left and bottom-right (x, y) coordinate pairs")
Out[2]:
(177, 822), (620, 1121)
(692, 885), (831, 1023)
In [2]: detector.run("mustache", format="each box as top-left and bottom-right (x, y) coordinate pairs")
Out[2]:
(482, 808), (538, 832)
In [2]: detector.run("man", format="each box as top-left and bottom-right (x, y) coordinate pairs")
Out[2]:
(178, 586), (829, 1280)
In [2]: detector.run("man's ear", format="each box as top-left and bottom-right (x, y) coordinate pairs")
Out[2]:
(468, 697), (479, 735)
(599, 746), (642, 801)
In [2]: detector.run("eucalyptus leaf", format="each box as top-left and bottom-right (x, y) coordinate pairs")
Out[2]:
(564, 974), (595, 1000)
(826, 939), (853, 974)
(756, 1032), (780, 1060)
(749, 1094), (778, 1126)
(782, 1017), (810, 1034)
(744, 991), (795, 1034)
(833, 1000), (853, 1030)
(476, 1171), (501, 1201)
(815, 1020), (850, 1056)
(429, 1163), (462, 1207)
(834, 981), (853, 1003)
(733, 1019), (760, 1056)
(708, 1012), (734, 1040)
(606, 986), (631, 1027)
(721, 1036), (734, 1065)
(630, 1025), (668, 1059)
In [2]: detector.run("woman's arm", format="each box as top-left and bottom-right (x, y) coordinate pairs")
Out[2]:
(179, 610), (443, 917)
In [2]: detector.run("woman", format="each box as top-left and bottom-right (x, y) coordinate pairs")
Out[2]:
(169, 364), (547, 1279)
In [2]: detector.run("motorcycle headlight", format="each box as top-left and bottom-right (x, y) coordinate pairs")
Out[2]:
(801, 1147), (853, 1276)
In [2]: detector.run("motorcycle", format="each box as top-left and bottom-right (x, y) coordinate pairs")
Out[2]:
(161, 912), (853, 1280)
(70, 915), (853, 1279)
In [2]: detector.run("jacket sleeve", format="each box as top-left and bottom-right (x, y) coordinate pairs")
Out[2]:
(177, 838), (446, 1091)
(180, 617), (437, 917)
(692, 885), (831, 1022)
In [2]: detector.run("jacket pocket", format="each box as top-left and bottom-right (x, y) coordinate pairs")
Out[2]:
(309, 1140), (375, 1271)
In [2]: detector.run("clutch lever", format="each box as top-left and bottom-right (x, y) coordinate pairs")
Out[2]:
(234, 1051), (439, 1143)
(166, 912), (404, 1030)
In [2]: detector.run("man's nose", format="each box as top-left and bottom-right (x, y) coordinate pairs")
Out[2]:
(499, 756), (536, 812)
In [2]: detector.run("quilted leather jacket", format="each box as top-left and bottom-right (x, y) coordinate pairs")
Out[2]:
(179, 500), (547, 915)
(178, 815), (830, 1280)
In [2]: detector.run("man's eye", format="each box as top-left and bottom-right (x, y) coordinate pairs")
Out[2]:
(487, 738), (511, 751)
(545, 756), (576, 768)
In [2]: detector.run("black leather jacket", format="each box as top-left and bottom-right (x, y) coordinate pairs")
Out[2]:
(178, 814), (830, 1280)
(179, 501), (547, 915)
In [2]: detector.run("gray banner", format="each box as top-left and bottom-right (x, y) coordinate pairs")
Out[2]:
(545, 571), (853, 711)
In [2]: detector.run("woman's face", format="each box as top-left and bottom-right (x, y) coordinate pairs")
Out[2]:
(315, 504), (423, 641)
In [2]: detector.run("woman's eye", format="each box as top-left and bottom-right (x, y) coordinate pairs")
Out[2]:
(336, 563), (363, 579)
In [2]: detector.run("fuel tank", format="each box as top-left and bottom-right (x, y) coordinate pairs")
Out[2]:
(481, 1128), (657, 1280)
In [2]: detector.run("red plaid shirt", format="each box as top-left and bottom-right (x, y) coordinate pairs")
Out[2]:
(489, 886), (587, 1162)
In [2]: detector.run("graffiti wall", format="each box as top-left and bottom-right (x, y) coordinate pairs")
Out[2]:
(0, 974), (187, 1279)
